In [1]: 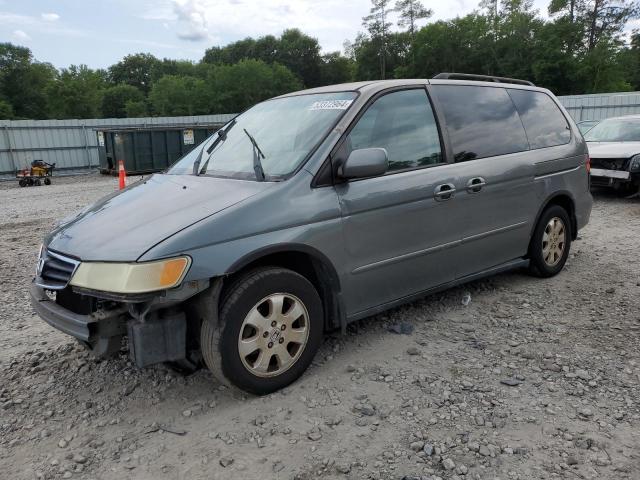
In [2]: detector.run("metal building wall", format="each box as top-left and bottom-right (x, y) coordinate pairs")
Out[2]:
(558, 91), (640, 121)
(0, 114), (236, 174)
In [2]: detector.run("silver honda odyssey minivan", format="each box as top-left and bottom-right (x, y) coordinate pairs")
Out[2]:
(31, 74), (592, 394)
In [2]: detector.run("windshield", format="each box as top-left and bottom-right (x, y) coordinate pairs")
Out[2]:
(584, 118), (640, 142)
(167, 92), (357, 180)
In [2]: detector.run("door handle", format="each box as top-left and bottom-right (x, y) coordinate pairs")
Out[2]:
(434, 183), (456, 201)
(466, 177), (486, 193)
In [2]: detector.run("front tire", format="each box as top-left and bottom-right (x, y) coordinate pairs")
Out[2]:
(528, 205), (572, 277)
(201, 267), (323, 395)
(77, 335), (122, 358)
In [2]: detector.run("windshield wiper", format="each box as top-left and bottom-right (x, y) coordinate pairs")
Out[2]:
(193, 119), (237, 175)
(243, 128), (266, 182)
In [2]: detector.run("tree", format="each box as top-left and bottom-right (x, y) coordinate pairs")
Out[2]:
(125, 100), (148, 118)
(203, 38), (258, 64)
(275, 29), (323, 87)
(584, 0), (638, 51)
(47, 65), (107, 119)
(0, 99), (13, 119)
(203, 30), (323, 87)
(148, 75), (208, 116)
(395, 0), (432, 37)
(0, 43), (55, 119)
(549, 0), (639, 51)
(204, 59), (302, 113)
(108, 53), (162, 94)
(101, 84), (144, 118)
(622, 32), (640, 90)
(362, 0), (396, 79)
(319, 52), (356, 85)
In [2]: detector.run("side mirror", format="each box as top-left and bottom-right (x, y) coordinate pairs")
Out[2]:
(339, 148), (388, 180)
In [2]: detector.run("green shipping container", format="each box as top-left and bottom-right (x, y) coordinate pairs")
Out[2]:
(96, 125), (222, 175)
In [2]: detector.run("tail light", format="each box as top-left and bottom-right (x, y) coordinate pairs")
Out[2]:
(586, 155), (591, 190)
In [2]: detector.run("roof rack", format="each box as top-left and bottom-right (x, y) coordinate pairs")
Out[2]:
(433, 73), (535, 86)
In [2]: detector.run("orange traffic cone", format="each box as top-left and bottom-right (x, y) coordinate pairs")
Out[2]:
(118, 160), (126, 190)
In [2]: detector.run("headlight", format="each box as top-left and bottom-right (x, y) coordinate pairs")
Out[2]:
(69, 256), (191, 294)
(630, 154), (640, 172)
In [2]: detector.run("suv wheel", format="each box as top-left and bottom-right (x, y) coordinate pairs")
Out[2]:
(528, 205), (572, 277)
(77, 335), (122, 358)
(201, 267), (323, 395)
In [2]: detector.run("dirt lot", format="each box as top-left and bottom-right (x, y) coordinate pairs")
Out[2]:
(1, 175), (639, 480)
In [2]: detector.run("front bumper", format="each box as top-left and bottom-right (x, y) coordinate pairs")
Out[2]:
(29, 282), (127, 342)
(590, 168), (630, 180)
(30, 278), (215, 367)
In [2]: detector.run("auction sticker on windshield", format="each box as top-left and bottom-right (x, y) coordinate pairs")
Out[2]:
(309, 100), (353, 111)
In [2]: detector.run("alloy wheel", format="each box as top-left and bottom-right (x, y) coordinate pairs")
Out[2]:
(542, 217), (566, 267)
(237, 293), (309, 378)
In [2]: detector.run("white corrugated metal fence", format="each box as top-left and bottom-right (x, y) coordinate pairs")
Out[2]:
(558, 91), (640, 121)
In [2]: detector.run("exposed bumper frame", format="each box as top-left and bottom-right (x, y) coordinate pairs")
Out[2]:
(29, 282), (127, 341)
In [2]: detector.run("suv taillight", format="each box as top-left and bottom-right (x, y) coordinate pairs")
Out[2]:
(585, 155), (591, 174)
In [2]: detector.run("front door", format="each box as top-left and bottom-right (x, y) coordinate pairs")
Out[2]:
(334, 88), (462, 317)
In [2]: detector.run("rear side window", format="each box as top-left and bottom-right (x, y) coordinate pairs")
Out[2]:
(431, 85), (529, 162)
(508, 89), (571, 149)
(348, 89), (443, 172)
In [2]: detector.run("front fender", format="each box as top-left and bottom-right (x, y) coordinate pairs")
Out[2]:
(140, 217), (347, 286)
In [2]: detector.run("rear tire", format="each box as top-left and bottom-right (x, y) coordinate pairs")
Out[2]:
(201, 267), (323, 395)
(528, 205), (572, 278)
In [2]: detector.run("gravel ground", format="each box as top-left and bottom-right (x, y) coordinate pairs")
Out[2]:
(1, 175), (639, 480)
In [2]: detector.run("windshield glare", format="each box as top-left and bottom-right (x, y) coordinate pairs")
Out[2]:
(167, 92), (357, 180)
(585, 118), (640, 142)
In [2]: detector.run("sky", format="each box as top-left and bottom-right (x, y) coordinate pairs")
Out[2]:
(0, 0), (620, 69)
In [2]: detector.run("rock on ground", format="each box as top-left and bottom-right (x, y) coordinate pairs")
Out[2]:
(1, 177), (639, 479)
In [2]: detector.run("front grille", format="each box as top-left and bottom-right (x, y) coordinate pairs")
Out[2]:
(35, 249), (80, 290)
(590, 158), (628, 170)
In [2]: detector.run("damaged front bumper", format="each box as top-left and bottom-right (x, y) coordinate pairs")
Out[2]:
(29, 282), (127, 342)
(29, 278), (218, 368)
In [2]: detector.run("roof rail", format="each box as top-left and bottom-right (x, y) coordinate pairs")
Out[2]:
(433, 73), (535, 87)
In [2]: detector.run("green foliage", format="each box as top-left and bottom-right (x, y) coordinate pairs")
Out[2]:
(204, 59), (303, 113)
(320, 52), (356, 85)
(47, 65), (107, 119)
(622, 33), (640, 90)
(149, 75), (208, 116)
(351, 31), (411, 80)
(108, 53), (162, 94)
(0, 99), (13, 119)
(102, 84), (144, 118)
(125, 100), (148, 118)
(0, 43), (56, 119)
(203, 29), (322, 87)
(362, 0), (396, 78)
(2, 1), (640, 120)
(395, 0), (433, 36)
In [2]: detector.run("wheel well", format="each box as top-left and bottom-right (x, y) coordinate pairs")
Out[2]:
(543, 194), (577, 239)
(221, 251), (342, 332)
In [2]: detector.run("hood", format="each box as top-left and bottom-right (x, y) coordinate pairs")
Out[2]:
(46, 174), (273, 261)
(586, 142), (640, 158)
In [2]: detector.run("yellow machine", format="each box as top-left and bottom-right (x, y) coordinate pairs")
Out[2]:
(16, 160), (55, 187)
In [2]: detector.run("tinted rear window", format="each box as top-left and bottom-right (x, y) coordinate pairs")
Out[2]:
(508, 89), (571, 149)
(432, 85), (529, 162)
